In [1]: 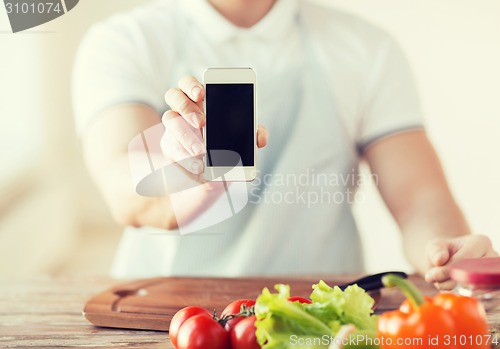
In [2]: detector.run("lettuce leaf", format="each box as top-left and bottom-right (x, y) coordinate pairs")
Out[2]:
(254, 281), (377, 349)
(310, 281), (377, 332)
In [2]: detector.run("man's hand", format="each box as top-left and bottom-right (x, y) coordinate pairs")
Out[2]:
(163, 76), (268, 174)
(425, 235), (498, 290)
(82, 75), (269, 230)
(363, 130), (498, 291)
(159, 76), (268, 229)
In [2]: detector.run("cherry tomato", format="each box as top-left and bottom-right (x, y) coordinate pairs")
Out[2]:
(169, 306), (212, 348)
(177, 314), (230, 349)
(221, 299), (256, 317)
(230, 315), (260, 349)
(288, 296), (312, 304)
(224, 316), (244, 334)
(221, 299), (256, 334)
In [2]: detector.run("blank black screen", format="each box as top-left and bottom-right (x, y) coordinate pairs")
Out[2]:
(205, 83), (254, 166)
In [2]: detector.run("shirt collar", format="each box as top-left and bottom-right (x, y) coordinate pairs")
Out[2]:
(179, 0), (299, 44)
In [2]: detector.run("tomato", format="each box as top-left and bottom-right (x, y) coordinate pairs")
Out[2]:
(224, 316), (244, 334)
(221, 299), (256, 333)
(221, 299), (256, 317)
(169, 306), (212, 348)
(177, 314), (230, 349)
(288, 296), (312, 304)
(230, 315), (260, 349)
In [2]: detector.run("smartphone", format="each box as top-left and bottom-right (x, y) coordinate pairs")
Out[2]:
(203, 68), (257, 181)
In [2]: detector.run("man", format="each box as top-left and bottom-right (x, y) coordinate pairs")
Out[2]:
(73, 0), (497, 286)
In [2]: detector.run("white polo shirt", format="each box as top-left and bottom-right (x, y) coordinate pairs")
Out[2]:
(73, 0), (423, 278)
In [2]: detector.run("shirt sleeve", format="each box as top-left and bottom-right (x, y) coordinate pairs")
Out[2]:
(357, 36), (424, 151)
(72, 17), (164, 134)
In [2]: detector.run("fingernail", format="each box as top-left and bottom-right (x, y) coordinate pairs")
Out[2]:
(190, 160), (202, 174)
(192, 86), (201, 99)
(192, 142), (205, 155)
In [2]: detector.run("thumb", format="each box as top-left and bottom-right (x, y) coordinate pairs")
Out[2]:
(426, 239), (451, 266)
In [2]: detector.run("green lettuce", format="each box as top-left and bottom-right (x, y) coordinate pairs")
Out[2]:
(254, 281), (378, 349)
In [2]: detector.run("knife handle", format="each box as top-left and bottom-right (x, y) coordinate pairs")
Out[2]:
(338, 271), (408, 291)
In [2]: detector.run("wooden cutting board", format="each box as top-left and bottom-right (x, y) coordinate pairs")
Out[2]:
(83, 276), (382, 331)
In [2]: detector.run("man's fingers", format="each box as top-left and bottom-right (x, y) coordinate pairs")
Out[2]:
(178, 76), (205, 104)
(426, 239), (451, 267)
(177, 76), (205, 126)
(257, 124), (268, 148)
(425, 265), (450, 284)
(424, 235), (498, 290)
(433, 279), (457, 291)
(161, 135), (204, 175)
(426, 265), (457, 291)
(450, 234), (495, 261)
(165, 88), (205, 128)
(162, 111), (205, 175)
(162, 111), (205, 156)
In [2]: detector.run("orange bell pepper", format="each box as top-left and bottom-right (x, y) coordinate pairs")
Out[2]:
(377, 274), (490, 349)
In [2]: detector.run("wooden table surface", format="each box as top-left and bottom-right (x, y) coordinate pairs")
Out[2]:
(0, 276), (498, 349)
